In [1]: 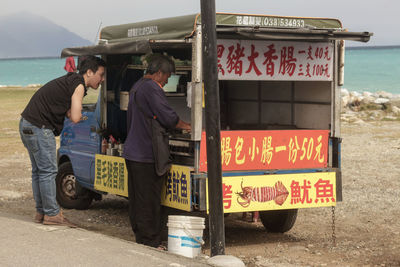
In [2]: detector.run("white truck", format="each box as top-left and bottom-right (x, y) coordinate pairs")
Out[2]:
(58, 13), (371, 232)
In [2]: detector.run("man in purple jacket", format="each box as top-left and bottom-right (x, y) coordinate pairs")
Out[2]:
(123, 54), (190, 249)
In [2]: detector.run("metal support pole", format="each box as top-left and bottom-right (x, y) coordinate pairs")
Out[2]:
(200, 0), (225, 256)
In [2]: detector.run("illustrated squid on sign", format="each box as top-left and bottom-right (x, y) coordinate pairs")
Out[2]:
(236, 180), (289, 207)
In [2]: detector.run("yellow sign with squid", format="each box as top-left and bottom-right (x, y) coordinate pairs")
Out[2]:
(207, 172), (336, 213)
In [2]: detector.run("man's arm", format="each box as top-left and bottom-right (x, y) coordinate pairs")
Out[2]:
(70, 84), (85, 123)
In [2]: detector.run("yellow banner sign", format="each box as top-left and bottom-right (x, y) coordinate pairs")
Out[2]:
(161, 165), (192, 211)
(94, 154), (128, 197)
(208, 172), (336, 213)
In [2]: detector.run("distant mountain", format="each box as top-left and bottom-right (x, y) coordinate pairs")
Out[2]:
(0, 12), (92, 59)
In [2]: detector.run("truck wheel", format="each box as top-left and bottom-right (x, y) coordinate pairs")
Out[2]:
(56, 162), (93, 210)
(259, 209), (298, 233)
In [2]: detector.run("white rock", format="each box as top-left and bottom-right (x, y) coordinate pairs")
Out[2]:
(361, 96), (376, 105)
(351, 95), (364, 103)
(207, 255), (245, 267)
(392, 106), (400, 115)
(350, 91), (361, 97)
(341, 88), (349, 96)
(353, 119), (366, 125)
(376, 90), (393, 99)
(390, 98), (400, 107)
(362, 91), (373, 97)
(374, 98), (390, 104)
(341, 95), (350, 108)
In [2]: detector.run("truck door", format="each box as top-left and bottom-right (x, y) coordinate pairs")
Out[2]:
(66, 93), (101, 187)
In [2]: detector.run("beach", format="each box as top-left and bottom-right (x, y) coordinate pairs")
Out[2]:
(0, 85), (399, 266)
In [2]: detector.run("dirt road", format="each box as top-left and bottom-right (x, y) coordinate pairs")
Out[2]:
(0, 88), (399, 266)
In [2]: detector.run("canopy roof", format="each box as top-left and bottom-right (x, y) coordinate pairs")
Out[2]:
(62, 13), (372, 57)
(99, 13), (343, 43)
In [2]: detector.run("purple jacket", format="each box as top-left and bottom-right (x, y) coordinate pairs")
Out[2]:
(123, 78), (179, 162)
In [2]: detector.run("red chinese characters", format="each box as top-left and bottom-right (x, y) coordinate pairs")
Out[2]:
(217, 44), (225, 75)
(217, 40), (333, 81)
(290, 180), (312, 204)
(279, 46), (297, 76)
(227, 43), (245, 76)
(290, 178), (335, 204)
(246, 44), (262, 76)
(263, 44), (278, 76)
(200, 130), (329, 172)
(222, 183), (233, 209)
(314, 178), (335, 203)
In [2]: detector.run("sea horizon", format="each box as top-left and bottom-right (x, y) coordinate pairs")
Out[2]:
(1, 44), (399, 60)
(0, 45), (399, 95)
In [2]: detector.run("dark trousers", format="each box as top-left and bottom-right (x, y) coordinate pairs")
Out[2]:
(125, 160), (163, 248)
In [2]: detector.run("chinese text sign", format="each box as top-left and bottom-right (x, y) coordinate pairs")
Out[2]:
(217, 39), (333, 81)
(207, 172), (336, 213)
(200, 130), (329, 172)
(94, 154), (128, 197)
(161, 165), (192, 211)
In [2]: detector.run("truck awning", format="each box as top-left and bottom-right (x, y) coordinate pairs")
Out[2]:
(216, 27), (372, 42)
(61, 39), (152, 57)
(61, 27), (372, 57)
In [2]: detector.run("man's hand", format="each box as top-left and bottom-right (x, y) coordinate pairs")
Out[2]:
(176, 119), (191, 132)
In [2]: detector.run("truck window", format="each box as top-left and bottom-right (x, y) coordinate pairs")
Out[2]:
(83, 87), (100, 105)
(163, 74), (180, 93)
(82, 87), (100, 111)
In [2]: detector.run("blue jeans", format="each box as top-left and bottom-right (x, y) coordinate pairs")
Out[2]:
(19, 118), (59, 216)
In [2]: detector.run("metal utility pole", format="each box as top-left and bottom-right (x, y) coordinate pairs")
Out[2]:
(200, 0), (225, 256)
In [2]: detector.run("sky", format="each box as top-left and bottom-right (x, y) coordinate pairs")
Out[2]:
(1, 0), (398, 46)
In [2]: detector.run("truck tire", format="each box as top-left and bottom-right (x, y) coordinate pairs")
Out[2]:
(56, 161), (93, 210)
(259, 209), (298, 233)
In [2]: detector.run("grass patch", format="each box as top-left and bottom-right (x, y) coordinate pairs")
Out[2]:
(0, 86), (99, 146)
(0, 88), (37, 114)
(0, 89), (35, 136)
(358, 103), (382, 111)
(381, 116), (400, 122)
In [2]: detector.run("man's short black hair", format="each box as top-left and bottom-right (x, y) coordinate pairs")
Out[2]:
(78, 56), (106, 75)
(146, 54), (175, 75)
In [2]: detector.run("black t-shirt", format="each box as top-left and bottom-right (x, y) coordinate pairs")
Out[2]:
(21, 73), (86, 136)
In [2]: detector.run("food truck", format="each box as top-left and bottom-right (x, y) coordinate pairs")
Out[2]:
(58, 13), (371, 232)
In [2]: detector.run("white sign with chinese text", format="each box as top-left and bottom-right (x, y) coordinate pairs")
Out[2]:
(217, 39), (333, 81)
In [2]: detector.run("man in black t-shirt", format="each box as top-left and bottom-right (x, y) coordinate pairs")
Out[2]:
(19, 56), (106, 227)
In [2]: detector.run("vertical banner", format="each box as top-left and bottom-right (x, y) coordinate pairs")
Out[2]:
(94, 154), (128, 197)
(161, 165), (192, 211)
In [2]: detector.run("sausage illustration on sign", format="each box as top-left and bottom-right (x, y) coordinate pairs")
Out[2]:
(236, 180), (289, 207)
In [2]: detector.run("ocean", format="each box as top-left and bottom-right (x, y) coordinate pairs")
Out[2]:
(344, 46), (400, 94)
(0, 46), (399, 94)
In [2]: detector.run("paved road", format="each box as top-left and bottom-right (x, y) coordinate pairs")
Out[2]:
(0, 212), (212, 267)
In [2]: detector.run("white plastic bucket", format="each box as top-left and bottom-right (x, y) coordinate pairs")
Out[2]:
(167, 215), (205, 258)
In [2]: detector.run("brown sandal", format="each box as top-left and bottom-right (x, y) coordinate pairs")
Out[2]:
(157, 245), (167, 251)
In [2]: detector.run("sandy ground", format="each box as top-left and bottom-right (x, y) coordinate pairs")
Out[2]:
(0, 87), (399, 266)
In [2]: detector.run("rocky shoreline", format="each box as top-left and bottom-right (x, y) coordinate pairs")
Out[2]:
(341, 89), (400, 123)
(2, 85), (399, 124)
